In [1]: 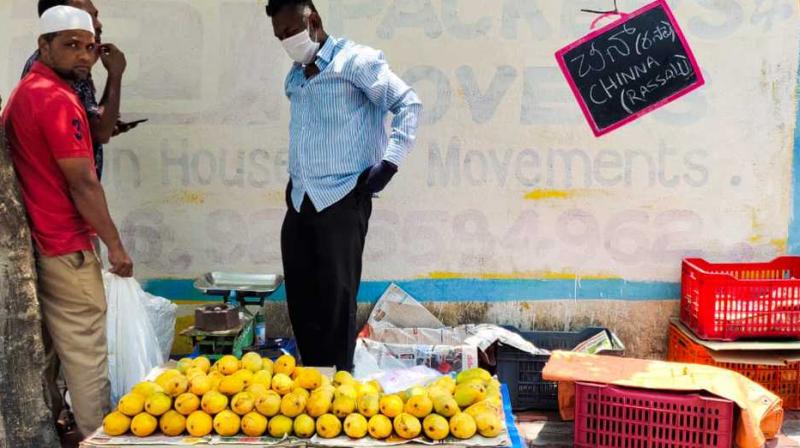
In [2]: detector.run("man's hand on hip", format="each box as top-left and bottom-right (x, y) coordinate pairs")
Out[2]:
(363, 160), (398, 194)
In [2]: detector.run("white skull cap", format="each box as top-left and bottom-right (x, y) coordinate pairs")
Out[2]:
(40, 5), (95, 36)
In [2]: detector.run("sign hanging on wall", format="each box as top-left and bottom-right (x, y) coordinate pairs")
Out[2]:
(555, 0), (704, 136)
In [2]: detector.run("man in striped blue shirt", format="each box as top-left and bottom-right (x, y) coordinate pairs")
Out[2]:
(267, 0), (421, 371)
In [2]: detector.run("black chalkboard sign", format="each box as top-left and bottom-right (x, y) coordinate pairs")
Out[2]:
(555, 0), (704, 136)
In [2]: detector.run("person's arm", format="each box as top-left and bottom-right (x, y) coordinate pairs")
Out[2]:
(91, 43), (126, 144)
(353, 50), (423, 168)
(40, 97), (132, 276)
(351, 50), (422, 192)
(57, 158), (133, 277)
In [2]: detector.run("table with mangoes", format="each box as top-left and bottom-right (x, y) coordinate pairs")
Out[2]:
(82, 352), (518, 447)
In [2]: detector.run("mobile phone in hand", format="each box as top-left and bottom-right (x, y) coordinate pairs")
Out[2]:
(118, 118), (148, 133)
(125, 118), (148, 127)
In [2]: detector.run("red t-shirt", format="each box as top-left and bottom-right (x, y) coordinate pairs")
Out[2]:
(2, 62), (96, 256)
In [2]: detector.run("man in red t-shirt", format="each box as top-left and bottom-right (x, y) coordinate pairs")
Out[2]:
(2, 5), (133, 437)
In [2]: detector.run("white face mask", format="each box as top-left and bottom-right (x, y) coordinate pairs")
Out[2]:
(281, 29), (319, 65)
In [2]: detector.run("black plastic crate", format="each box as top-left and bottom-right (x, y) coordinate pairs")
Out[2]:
(497, 327), (624, 411)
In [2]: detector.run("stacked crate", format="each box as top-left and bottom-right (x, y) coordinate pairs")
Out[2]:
(571, 257), (800, 447)
(668, 257), (800, 409)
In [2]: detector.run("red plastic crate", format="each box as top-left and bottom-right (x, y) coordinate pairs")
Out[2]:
(681, 257), (800, 341)
(667, 322), (800, 409)
(574, 382), (734, 448)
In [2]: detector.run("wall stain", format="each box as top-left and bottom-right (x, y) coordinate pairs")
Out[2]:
(749, 207), (765, 243)
(264, 191), (283, 202)
(168, 300), (678, 359)
(772, 239), (788, 253)
(166, 190), (207, 205)
(523, 189), (604, 201)
(427, 302), (490, 327)
(524, 189), (575, 200)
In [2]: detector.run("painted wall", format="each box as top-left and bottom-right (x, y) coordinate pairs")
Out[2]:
(1, 0), (799, 356)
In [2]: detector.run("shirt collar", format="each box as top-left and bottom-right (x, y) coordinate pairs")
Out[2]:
(314, 35), (338, 71)
(29, 61), (74, 91)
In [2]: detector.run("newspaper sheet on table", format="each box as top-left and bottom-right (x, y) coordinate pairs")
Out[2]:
(83, 396), (511, 448)
(364, 284), (445, 330)
(84, 428), (509, 448)
(81, 431), (304, 446)
(309, 432), (510, 447)
(367, 325), (547, 357)
(572, 329), (620, 354)
(362, 285), (547, 357)
(355, 338), (479, 377)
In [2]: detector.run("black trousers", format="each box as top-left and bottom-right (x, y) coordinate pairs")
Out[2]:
(281, 180), (372, 371)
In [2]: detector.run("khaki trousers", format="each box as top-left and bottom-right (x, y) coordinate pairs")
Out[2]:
(37, 250), (111, 436)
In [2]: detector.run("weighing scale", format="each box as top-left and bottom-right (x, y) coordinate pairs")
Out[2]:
(181, 272), (283, 360)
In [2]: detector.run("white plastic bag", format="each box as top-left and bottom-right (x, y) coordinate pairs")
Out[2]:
(105, 273), (165, 404)
(354, 340), (441, 393)
(353, 338), (405, 380)
(143, 291), (177, 362)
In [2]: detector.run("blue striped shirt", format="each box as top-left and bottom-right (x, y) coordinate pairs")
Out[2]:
(285, 35), (422, 212)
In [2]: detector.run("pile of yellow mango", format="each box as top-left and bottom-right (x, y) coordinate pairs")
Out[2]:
(103, 352), (505, 441)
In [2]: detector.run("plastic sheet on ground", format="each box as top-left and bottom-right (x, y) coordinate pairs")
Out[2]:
(542, 351), (784, 448)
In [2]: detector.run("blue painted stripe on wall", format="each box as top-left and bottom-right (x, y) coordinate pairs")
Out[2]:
(790, 45), (800, 253)
(143, 278), (679, 303)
